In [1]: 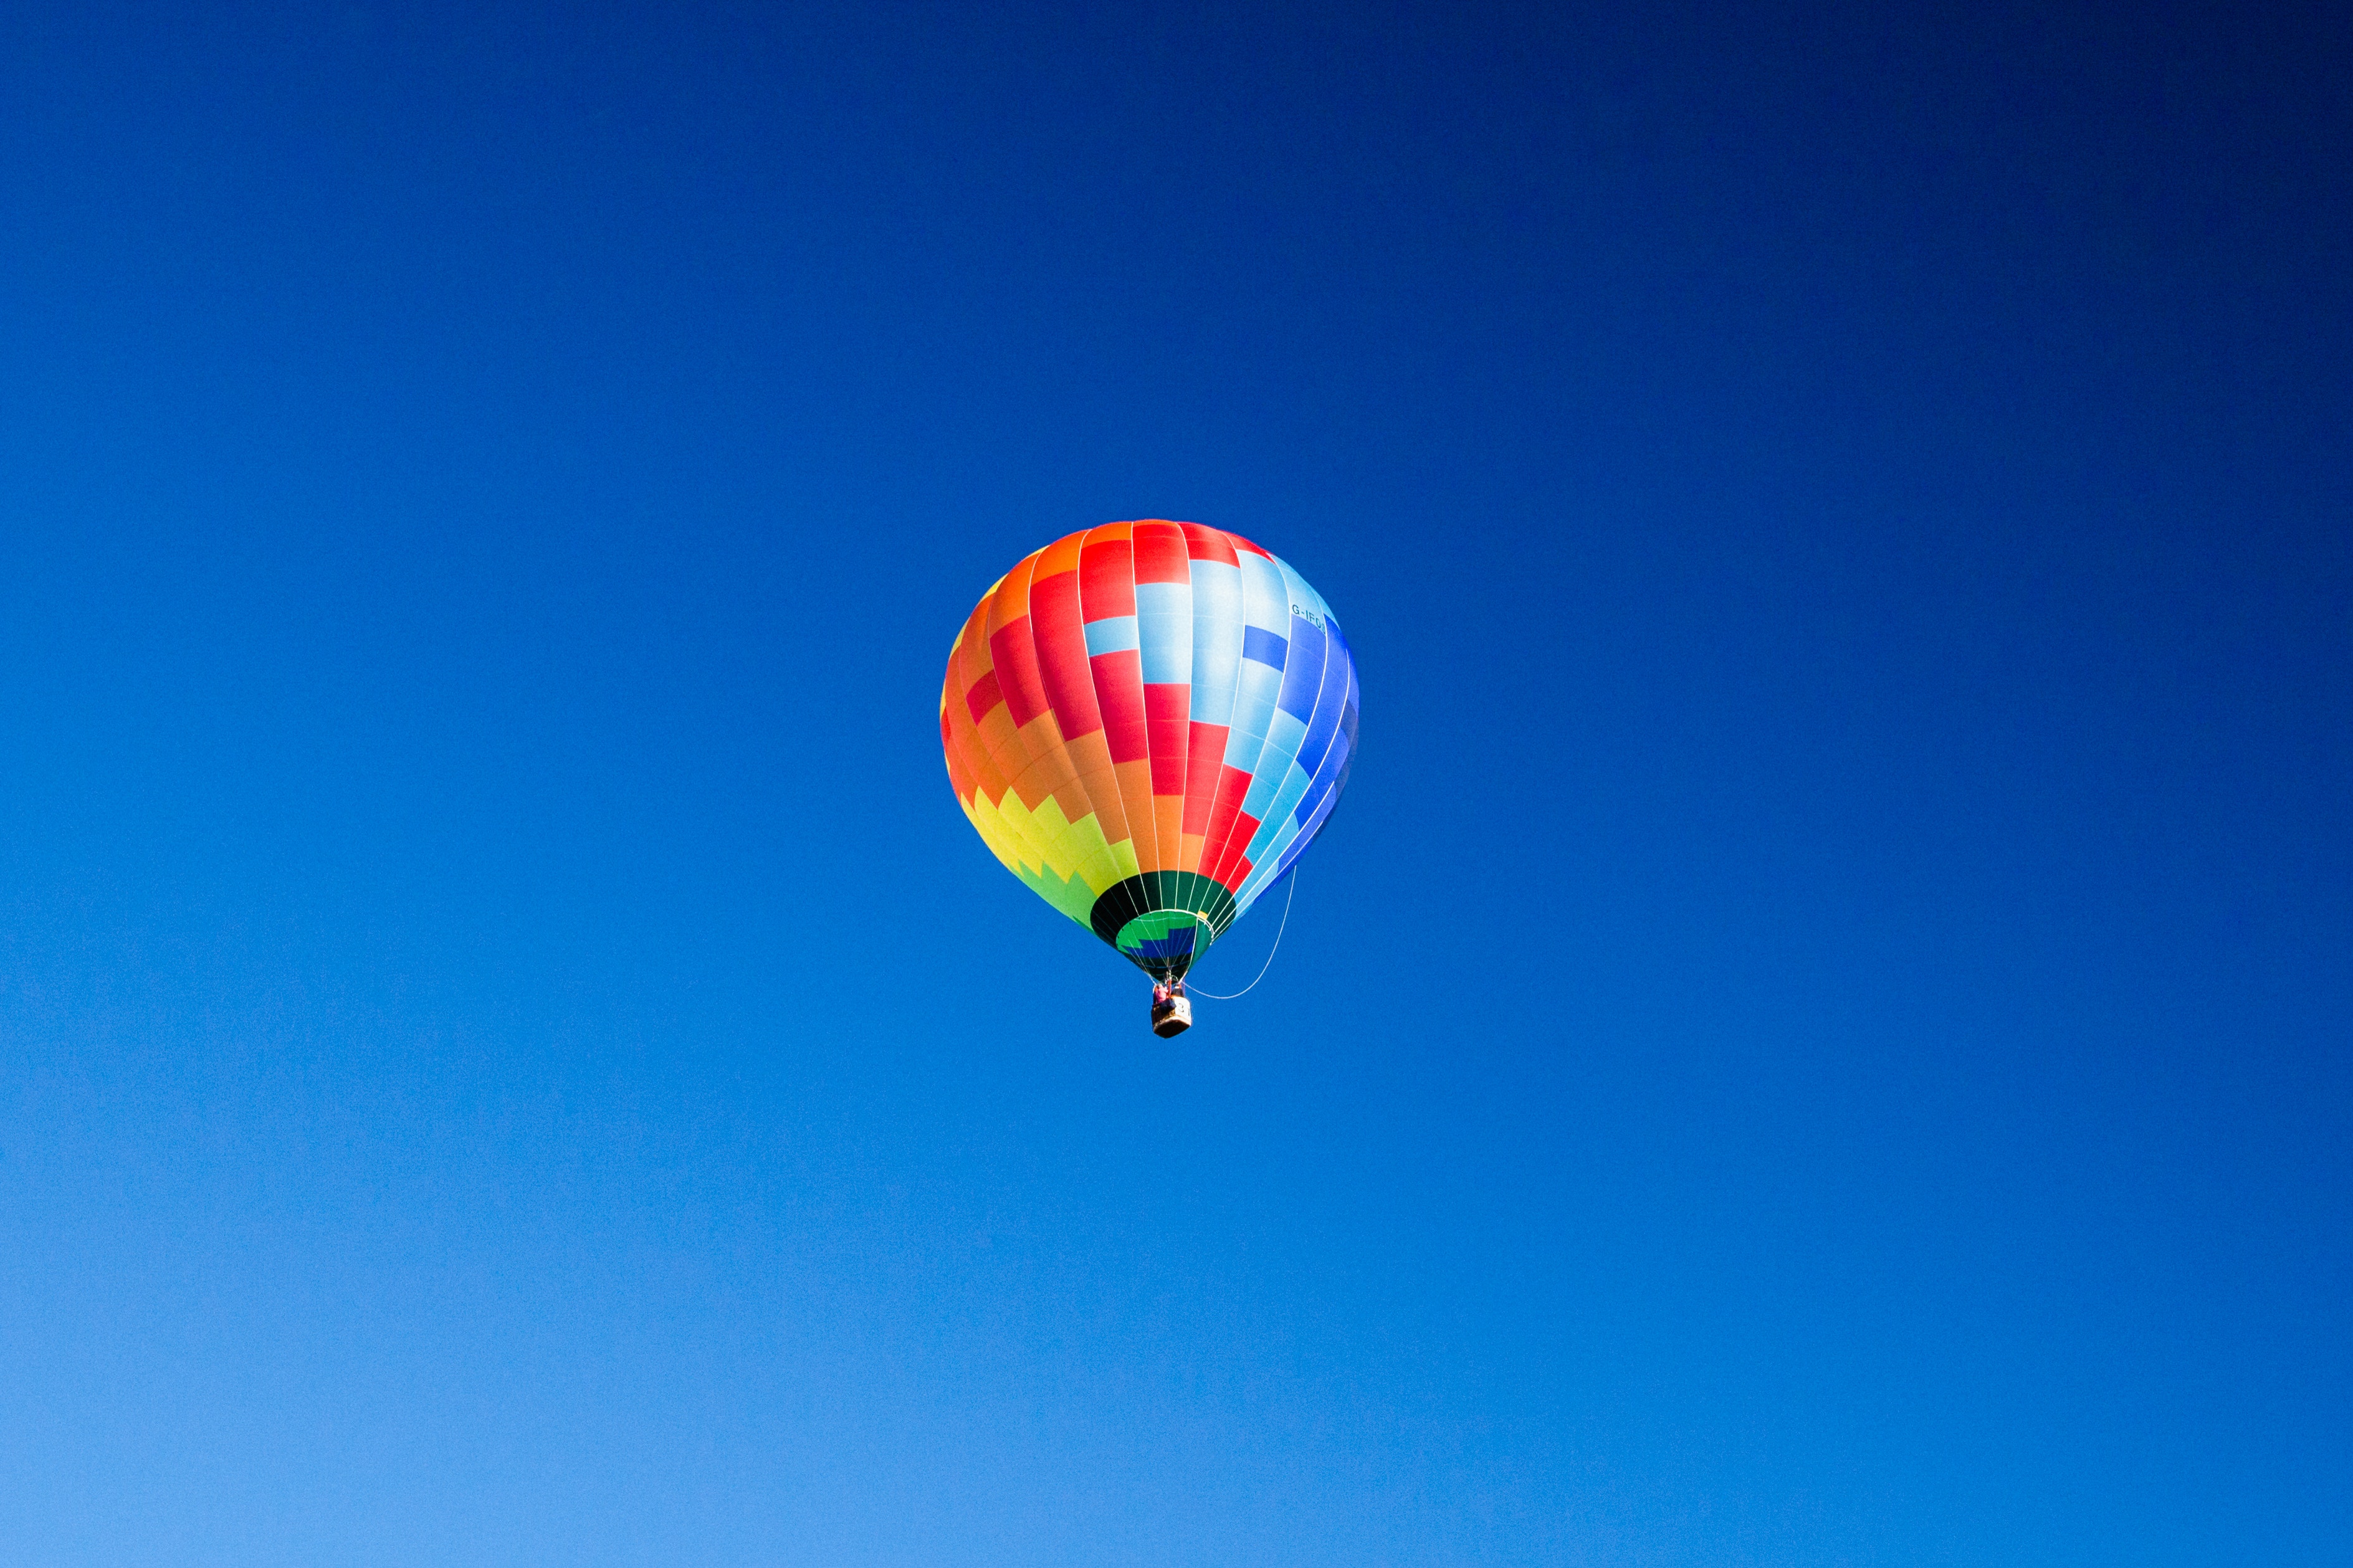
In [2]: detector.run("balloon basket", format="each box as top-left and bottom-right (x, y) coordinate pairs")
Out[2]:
(1150, 994), (1193, 1038)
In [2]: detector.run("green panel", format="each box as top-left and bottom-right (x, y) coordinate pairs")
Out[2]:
(1086, 872), (1242, 980)
(1013, 857), (1098, 926)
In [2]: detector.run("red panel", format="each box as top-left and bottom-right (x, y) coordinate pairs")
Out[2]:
(987, 615), (1047, 728)
(1201, 767), (1254, 885)
(1216, 813), (1262, 890)
(1180, 523), (1239, 566)
(1180, 722), (1229, 833)
(1089, 649), (1147, 764)
(1143, 683), (1189, 725)
(1144, 682), (1189, 794)
(1132, 522), (1190, 584)
(1226, 530), (1272, 559)
(963, 667), (1003, 725)
(1079, 538), (1135, 619)
(1029, 571), (1102, 739)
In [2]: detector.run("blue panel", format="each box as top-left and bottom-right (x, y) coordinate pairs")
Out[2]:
(1234, 812), (1304, 906)
(1239, 551), (1290, 633)
(1259, 706), (1308, 769)
(1134, 582), (1189, 621)
(1123, 924), (1201, 961)
(1289, 614), (1352, 778)
(1243, 624), (1287, 667)
(1188, 559), (1244, 720)
(1239, 765), (1286, 820)
(1272, 554), (1332, 629)
(1329, 670), (1360, 799)
(1138, 626), (1190, 685)
(1082, 615), (1139, 656)
(1229, 595), (1357, 908)
(1222, 658), (1285, 765)
(1240, 715), (1304, 816)
(1276, 614), (1327, 720)
(1251, 802), (1326, 905)
(1292, 730), (1348, 825)
(1258, 762), (1315, 837)
(1248, 729), (1348, 896)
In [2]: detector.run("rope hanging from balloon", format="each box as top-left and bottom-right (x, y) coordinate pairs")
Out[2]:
(1188, 867), (1298, 1000)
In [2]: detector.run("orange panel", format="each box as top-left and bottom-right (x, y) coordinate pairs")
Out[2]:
(981, 555), (1031, 644)
(984, 550), (1039, 624)
(1153, 797), (1184, 870)
(1113, 758), (1158, 870)
(1062, 729), (1130, 847)
(967, 706), (1026, 802)
(1076, 769), (1130, 859)
(957, 601), (996, 679)
(1034, 531), (1085, 579)
(1004, 711), (1079, 813)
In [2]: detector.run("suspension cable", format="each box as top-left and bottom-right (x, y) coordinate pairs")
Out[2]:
(1188, 868), (1298, 1000)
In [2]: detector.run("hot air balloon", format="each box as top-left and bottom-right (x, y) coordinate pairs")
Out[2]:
(940, 521), (1359, 1037)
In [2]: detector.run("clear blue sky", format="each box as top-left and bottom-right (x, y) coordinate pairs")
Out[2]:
(4, 3), (2348, 1563)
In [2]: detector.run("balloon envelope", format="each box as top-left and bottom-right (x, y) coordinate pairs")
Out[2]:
(941, 521), (1359, 982)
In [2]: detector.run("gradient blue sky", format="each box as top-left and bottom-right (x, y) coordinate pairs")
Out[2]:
(4, 3), (2349, 1563)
